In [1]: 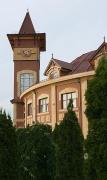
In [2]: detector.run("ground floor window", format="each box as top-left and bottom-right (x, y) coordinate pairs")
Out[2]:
(27, 103), (32, 116)
(39, 98), (48, 113)
(61, 92), (76, 109)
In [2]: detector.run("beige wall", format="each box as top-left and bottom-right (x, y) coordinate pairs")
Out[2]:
(20, 70), (97, 138)
(56, 80), (81, 125)
(22, 75), (89, 136)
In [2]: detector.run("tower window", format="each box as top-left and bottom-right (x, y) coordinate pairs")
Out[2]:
(20, 73), (34, 93)
(61, 92), (77, 109)
(39, 98), (48, 113)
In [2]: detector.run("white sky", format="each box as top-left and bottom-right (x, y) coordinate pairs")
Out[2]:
(0, 0), (107, 115)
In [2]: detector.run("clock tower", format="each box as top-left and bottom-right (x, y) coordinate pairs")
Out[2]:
(7, 12), (46, 127)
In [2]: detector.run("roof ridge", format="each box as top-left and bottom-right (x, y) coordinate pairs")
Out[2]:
(71, 50), (96, 64)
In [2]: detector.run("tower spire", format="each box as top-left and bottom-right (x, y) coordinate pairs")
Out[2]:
(19, 12), (36, 34)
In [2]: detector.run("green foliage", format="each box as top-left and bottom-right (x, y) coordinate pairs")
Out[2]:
(85, 56), (107, 121)
(17, 124), (55, 180)
(0, 109), (18, 180)
(85, 56), (107, 179)
(85, 119), (107, 180)
(53, 100), (84, 180)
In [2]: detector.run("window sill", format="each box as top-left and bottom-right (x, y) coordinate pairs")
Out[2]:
(37, 112), (49, 115)
(59, 107), (78, 112)
(27, 115), (33, 118)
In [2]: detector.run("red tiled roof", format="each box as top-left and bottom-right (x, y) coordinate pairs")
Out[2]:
(44, 51), (96, 76)
(53, 59), (72, 70)
(44, 42), (107, 76)
(70, 50), (96, 74)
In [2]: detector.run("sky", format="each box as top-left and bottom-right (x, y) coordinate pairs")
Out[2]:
(0, 0), (107, 115)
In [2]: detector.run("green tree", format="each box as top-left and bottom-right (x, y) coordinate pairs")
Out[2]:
(17, 124), (55, 180)
(53, 100), (84, 180)
(85, 56), (107, 121)
(85, 56), (107, 180)
(0, 109), (18, 180)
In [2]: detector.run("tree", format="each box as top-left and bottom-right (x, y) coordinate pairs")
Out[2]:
(85, 56), (107, 180)
(85, 55), (107, 121)
(17, 124), (55, 180)
(53, 100), (84, 180)
(0, 109), (18, 180)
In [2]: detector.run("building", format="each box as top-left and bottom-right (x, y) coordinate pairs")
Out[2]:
(8, 12), (107, 138)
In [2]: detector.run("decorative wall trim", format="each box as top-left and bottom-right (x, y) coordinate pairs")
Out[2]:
(20, 71), (95, 99)
(14, 48), (40, 61)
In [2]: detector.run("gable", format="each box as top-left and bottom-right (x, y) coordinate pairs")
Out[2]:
(44, 60), (61, 76)
(90, 42), (107, 69)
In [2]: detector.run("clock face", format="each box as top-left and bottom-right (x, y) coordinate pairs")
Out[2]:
(22, 49), (31, 57)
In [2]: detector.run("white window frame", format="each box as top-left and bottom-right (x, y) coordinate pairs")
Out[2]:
(61, 92), (77, 109)
(39, 98), (48, 113)
(20, 73), (34, 93)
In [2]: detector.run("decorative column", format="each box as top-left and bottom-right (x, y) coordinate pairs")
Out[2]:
(51, 84), (57, 129)
(80, 77), (88, 138)
(24, 98), (27, 128)
(32, 91), (36, 123)
(13, 104), (17, 126)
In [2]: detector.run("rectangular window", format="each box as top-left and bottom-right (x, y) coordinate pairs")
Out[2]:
(20, 73), (34, 93)
(39, 98), (48, 113)
(27, 103), (32, 116)
(61, 92), (77, 109)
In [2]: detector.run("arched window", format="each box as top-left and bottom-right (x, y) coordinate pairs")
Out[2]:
(20, 73), (34, 93)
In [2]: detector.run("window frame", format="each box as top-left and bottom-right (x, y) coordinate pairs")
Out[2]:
(39, 98), (48, 113)
(20, 73), (34, 93)
(61, 92), (77, 109)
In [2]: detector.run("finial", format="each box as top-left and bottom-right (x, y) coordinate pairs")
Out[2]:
(104, 36), (106, 43)
(52, 53), (54, 59)
(27, 8), (29, 13)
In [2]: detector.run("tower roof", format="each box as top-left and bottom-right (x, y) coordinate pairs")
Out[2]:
(19, 12), (36, 34)
(7, 11), (46, 51)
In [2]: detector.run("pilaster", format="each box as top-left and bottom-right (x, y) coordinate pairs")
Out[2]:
(51, 84), (57, 129)
(80, 77), (88, 138)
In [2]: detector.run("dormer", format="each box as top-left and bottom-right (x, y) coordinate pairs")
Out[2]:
(44, 57), (72, 79)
